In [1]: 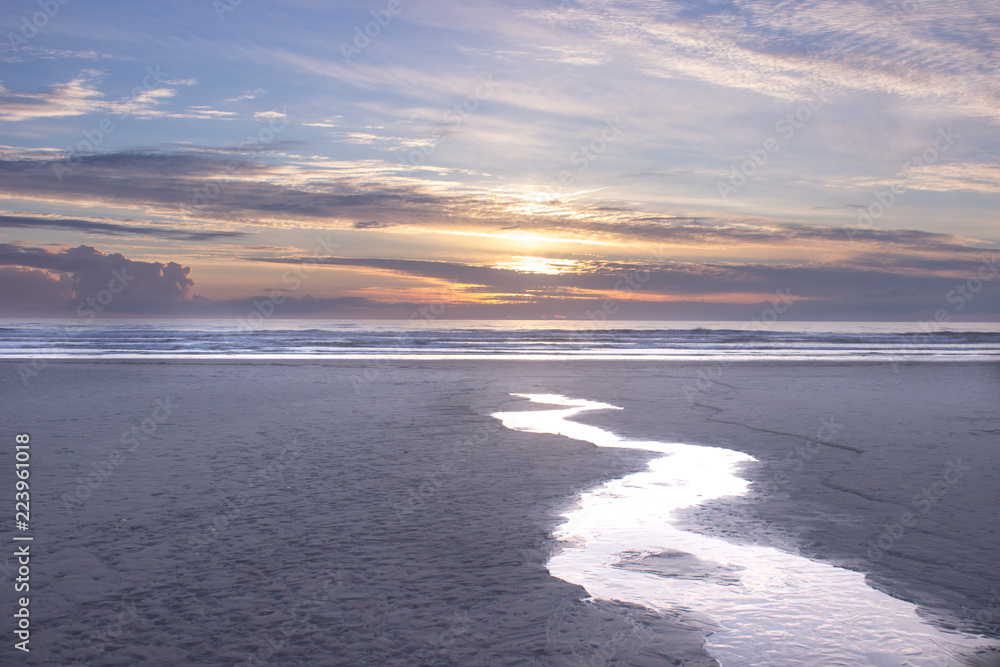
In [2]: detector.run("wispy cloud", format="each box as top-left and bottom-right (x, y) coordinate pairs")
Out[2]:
(536, 0), (1000, 121)
(0, 213), (251, 241)
(0, 70), (197, 121)
(169, 105), (237, 120)
(0, 150), (992, 261)
(226, 88), (265, 103)
(849, 162), (1000, 194)
(246, 253), (1000, 305)
(0, 46), (121, 62)
(0, 71), (107, 121)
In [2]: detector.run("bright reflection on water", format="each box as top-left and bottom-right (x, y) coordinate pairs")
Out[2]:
(491, 394), (997, 666)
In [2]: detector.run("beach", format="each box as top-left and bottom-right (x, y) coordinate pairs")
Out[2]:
(2, 359), (999, 665)
(3, 0), (1000, 661)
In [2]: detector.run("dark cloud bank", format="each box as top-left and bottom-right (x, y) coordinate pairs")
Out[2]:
(0, 244), (997, 321)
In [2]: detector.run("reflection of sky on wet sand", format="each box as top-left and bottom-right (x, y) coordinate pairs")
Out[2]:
(492, 394), (997, 666)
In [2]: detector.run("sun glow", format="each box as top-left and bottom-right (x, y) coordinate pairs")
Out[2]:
(493, 256), (580, 275)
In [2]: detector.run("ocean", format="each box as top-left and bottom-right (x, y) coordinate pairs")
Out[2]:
(1, 319), (999, 360)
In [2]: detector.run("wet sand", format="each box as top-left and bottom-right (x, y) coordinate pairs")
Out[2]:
(1, 360), (998, 665)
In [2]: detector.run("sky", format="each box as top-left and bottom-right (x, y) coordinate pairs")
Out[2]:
(0, 0), (998, 320)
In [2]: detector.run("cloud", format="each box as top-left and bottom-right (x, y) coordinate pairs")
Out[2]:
(0, 214), (250, 241)
(246, 253), (1000, 306)
(849, 163), (1000, 194)
(0, 243), (402, 317)
(0, 70), (196, 122)
(0, 267), (73, 312)
(179, 141), (307, 154)
(0, 47), (120, 62)
(0, 243), (994, 320)
(170, 105), (238, 120)
(252, 110), (287, 120)
(0, 149), (991, 264)
(0, 71), (107, 121)
(226, 89), (265, 103)
(0, 244), (194, 313)
(536, 0), (1000, 122)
